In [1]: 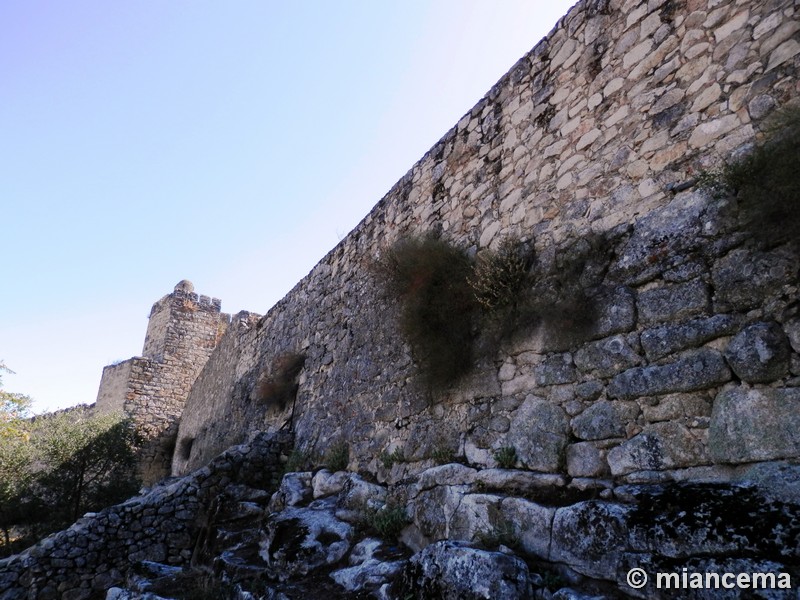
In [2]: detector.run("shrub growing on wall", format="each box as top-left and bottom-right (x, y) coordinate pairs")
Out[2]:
(376, 235), (478, 389)
(254, 352), (306, 411)
(701, 105), (800, 246)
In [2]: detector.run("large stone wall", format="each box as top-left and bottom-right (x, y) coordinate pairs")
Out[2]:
(95, 281), (240, 483)
(174, 0), (800, 484)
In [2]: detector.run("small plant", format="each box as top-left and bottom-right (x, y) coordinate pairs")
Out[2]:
(253, 352), (306, 410)
(476, 520), (520, 551)
(374, 235), (478, 389)
(699, 104), (800, 246)
(493, 446), (517, 469)
(283, 448), (310, 473)
(468, 237), (533, 312)
(430, 445), (455, 465)
(539, 569), (565, 591)
(325, 441), (349, 472)
(380, 447), (405, 469)
(365, 504), (408, 541)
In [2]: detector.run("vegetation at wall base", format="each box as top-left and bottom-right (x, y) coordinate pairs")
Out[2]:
(493, 446), (517, 469)
(325, 440), (349, 472)
(700, 105), (800, 247)
(364, 503), (408, 542)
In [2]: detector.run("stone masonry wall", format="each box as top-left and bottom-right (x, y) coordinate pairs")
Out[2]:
(174, 0), (800, 484)
(96, 281), (238, 484)
(0, 431), (293, 600)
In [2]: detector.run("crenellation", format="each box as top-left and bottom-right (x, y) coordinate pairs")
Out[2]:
(95, 280), (256, 484)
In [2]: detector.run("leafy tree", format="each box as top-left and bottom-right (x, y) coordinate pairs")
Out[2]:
(31, 410), (141, 523)
(0, 361), (34, 554)
(0, 361), (32, 437)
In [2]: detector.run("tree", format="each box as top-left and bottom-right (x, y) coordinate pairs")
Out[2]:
(31, 410), (140, 523)
(0, 361), (32, 437)
(0, 361), (34, 554)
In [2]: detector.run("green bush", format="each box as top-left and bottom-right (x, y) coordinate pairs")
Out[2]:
(380, 447), (405, 469)
(325, 441), (349, 472)
(493, 446), (517, 469)
(701, 105), (800, 246)
(476, 520), (520, 551)
(375, 235), (478, 389)
(365, 504), (408, 541)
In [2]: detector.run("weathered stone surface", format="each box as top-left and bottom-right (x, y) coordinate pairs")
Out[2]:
(339, 475), (388, 513)
(574, 335), (642, 377)
(637, 279), (710, 325)
(311, 470), (350, 499)
(412, 485), (470, 541)
(640, 393), (712, 423)
(608, 349), (731, 400)
(396, 541), (532, 600)
(566, 442), (608, 478)
(269, 472), (312, 512)
(640, 314), (739, 361)
(416, 464), (477, 492)
(448, 493), (504, 540)
(571, 401), (638, 441)
(550, 501), (632, 579)
(784, 318), (800, 354)
(586, 286), (637, 340)
(534, 353), (577, 386)
(712, 246), (798, 311)
(259, 507), (353, 581)
(709, 386), (800, 463)
(500, 498), (556, 559)
(607, 422), (710, 476)
(331, 539), (406, 594)
(610, 192), (709, 285)
(724, 321), (791, 383)
(474, 469), (566, 495)
(507, 395), (569, 472)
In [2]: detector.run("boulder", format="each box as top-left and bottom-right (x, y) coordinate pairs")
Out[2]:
(259, 507), (353, 581)
(269, 472), (312, 512)
(574, 334), (642, 378)
(571, 401), (638, 441)
(507, 395), (569, 472)
(724, 321), (791, 383)
(608, 349), (731, 399)
(709, 386), (800, 463)
(640, 314), (740, 361)
(395, 541), (532, 599)
(607, 422), (709, 476)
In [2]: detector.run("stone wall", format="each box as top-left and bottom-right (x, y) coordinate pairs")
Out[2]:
(95, 280), (242, 484)
(0, 431), (293, 599)
(174, 0), (800, 487)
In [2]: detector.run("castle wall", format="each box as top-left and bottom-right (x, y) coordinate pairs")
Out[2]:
(174, 0), (799, 487)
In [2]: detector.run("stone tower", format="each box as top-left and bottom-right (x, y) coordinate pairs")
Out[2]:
(95, 280), (231, 484)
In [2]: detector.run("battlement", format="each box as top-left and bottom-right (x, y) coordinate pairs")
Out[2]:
(95, 280), (257, 483)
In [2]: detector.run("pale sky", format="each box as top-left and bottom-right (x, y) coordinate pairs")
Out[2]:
(2, 1), (577, 413)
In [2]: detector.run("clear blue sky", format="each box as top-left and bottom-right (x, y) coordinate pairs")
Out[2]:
(2, 1), (575, 413)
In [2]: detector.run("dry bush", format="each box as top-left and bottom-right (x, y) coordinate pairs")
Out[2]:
(254, 352), (306, 410)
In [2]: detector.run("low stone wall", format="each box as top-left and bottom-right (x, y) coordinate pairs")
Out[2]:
(0, 431), (292, 600)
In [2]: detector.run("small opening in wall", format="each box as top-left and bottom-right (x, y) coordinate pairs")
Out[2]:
(179, 437), (195, 461)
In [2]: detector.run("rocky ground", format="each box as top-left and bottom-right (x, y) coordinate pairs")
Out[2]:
(104, 461), (800, 600)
